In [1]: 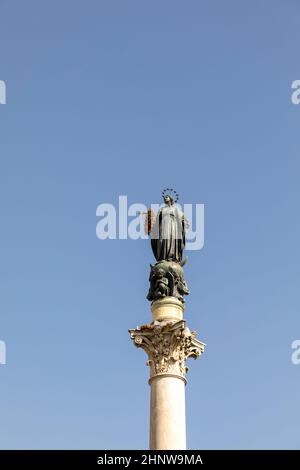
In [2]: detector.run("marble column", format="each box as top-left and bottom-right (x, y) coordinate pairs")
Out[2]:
(129, 297), (205, 450)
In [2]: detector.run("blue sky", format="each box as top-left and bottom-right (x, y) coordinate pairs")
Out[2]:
(0, 0), (300, 449)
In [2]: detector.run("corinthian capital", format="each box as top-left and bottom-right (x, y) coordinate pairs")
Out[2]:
(129, 320), (205, 382)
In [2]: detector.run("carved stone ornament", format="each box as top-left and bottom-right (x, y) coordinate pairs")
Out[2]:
(129, 320), (205, 381)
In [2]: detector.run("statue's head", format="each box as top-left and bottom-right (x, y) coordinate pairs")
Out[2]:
(162, 188), (179, 205)
(163, 194), (173, 205)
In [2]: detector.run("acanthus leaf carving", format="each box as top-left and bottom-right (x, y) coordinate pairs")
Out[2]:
(129, 320), (205, 379)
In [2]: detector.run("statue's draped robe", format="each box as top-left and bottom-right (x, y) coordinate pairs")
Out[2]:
(151, 205), (186, 262)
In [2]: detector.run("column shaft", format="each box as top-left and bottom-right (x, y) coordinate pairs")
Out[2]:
(150, 375), (186, 450)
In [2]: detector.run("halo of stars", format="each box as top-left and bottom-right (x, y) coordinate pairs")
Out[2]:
(162, 188), (179, 203)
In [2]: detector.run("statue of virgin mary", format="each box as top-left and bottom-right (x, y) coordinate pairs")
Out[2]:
(149, 189), (187, 263)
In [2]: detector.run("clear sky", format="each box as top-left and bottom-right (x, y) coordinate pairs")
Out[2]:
(0, 0), (300, 450)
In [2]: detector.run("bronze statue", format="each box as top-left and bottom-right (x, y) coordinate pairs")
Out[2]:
(145, 189), (190, 303)
(149, 189), (187, 263)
